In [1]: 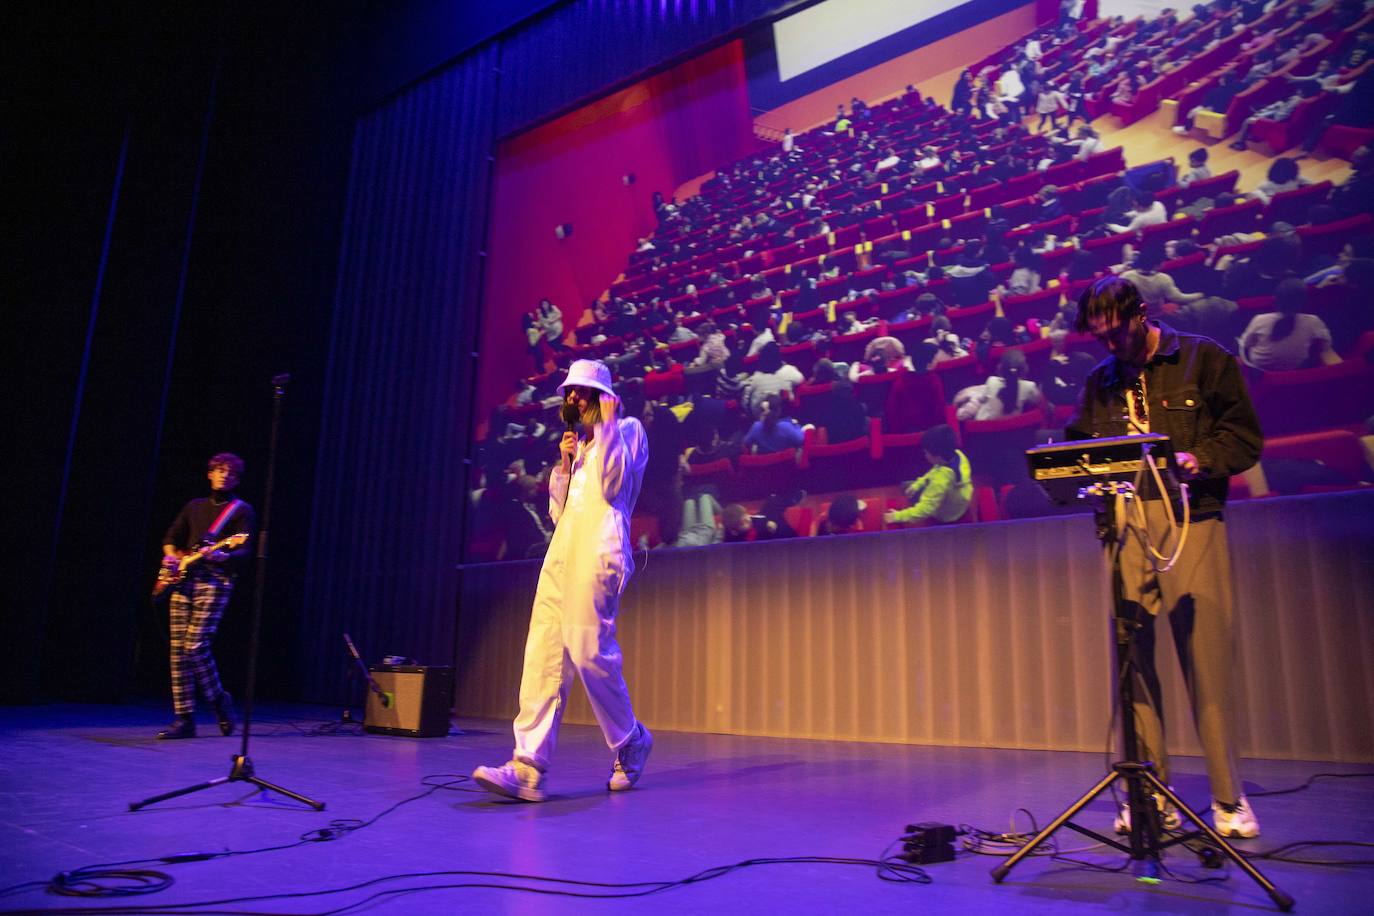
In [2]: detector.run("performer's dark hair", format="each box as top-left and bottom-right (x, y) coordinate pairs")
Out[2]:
(208, 452), (244, 477)
(1074, 276), (1144, 334)
(923, 424), (961, 482)
(1271, 277), (1307, 342)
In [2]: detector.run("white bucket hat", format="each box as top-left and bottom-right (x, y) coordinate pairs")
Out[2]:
(557, 359), (616, 398)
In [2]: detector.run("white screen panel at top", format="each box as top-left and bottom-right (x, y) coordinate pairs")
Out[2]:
(1097, 0), (1176, 22)
(773, 0), (971, 82)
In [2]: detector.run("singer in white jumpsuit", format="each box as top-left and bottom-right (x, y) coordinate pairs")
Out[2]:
(511, 389), (648, 770)
(475, 360), (654, 801)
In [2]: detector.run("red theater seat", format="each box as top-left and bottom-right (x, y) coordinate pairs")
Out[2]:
(949, 209), (988, 239)
(855, 370), (900, 416)
(1083, 232), (1135, 270)
(780, 341), (818, 378)
(961, 410), (1048, 484)
(737, 449), (800, 497)
(1170, 170), (1238, 210)
(997, 197), (1039, 229)
(630, 514), (662, 548)
(782, 504), (813, 537)
(1252, 361), (1374, 436)
(969, 182), (1010, 210)
(887, 315), (935, 352)
(988, 337), (1057, 381)
(642, 365), (684, 399)
(1081, 147), (1126, 181)
(1263, 430), (1372, 485)
(946, 301), (997, 340)
(863, 214), (895, 239)
(831, 324), (884, 363)
(933, 354), (985, 401)
(1297, 213), (1374, 260)
(1263, 181), (1332, 227)
(684, 457), (735, 494)
(931, 193), (966, 221)
(896, 207), (930, 231)
(667, 339), (700, 362)
(1000, 287), (1063, 327)
(792, 382), (834, 426)
(1138, 215), (1197, 249)
(973, 484), (1001, 522)
(882, 370), (948, 434)
(1196, 199), (1263, 243)
(1317, 124), (1374, 160)
(800, 434), (874, 491)
(1248, 92), (1336, 155)
(1155, 250), (1208, 291)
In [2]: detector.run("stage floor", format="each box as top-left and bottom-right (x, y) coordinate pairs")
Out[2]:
(2, 703), (1371, 914)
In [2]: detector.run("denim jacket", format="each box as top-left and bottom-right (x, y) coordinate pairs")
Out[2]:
(1066, 322), (1263, 517)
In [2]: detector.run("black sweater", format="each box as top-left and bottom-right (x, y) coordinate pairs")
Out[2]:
(163, 493), (257, 569)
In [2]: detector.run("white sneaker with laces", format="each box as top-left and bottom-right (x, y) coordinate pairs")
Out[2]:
(1114, 790), (1182, 834)
(608, 723), (654, 791)
(473, 759), (546, 802)
(1212, 796), (1260, 838)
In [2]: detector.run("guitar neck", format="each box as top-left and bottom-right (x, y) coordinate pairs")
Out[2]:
(185, 534), (245, 566)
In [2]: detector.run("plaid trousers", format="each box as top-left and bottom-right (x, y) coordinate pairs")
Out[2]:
(168, 574), (233, 715)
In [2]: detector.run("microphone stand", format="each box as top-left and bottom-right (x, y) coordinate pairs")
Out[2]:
(132, 373), (324, 811)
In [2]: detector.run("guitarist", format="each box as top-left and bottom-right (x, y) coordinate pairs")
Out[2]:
(156, 453), (256, 739)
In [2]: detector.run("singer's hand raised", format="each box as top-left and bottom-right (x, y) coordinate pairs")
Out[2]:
(559, 431), (578, 466)
(599, 392), (619, 422)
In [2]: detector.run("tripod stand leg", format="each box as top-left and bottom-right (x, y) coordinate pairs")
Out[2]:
(1147, 775), (1293, 911)
(245, 774), (325, 811)
(992, 767), (1120, 882)
(129, 775), (232, 811)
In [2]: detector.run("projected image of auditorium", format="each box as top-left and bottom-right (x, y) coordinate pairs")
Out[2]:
(466, 0), (1374, 562)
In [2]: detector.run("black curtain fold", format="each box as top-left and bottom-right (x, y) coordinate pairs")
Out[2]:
(300, 47), (501, 701)
(298, 1), (792, 702)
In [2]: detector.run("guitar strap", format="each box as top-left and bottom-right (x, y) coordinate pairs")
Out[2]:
(207, 499), (245, 539)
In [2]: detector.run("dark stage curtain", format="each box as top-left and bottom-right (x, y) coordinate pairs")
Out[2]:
(299, 1), (789, 701)
(299, 46), (499, 701)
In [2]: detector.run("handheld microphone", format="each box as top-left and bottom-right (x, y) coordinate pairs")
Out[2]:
(560, 400), (580, 431)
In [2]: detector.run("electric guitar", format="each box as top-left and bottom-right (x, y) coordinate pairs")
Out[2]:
(152, 533), (249, 598)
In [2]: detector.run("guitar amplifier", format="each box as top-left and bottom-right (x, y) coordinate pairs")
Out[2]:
(364, 665), (454, 737)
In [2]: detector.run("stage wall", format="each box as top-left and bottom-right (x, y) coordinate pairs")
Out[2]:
(457, 491), (1374, 762)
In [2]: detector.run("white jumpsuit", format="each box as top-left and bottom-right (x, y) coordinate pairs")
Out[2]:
(512, 414), (648, 770)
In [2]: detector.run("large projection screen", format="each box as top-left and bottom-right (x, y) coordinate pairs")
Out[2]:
(773, 0), (971, 82)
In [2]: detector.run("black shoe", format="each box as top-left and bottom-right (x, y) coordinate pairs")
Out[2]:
(157, 716), (196, 739)
(213, 692), (236, 737)
(1229, 141), (1247, 151)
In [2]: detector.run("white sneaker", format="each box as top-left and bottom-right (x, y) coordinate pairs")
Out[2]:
(1114, 791), (1182, 834)
(608, 723), (654, 791)
(473, 759), (546, 802)
(1212, 796), (1260, 838)
(1171, 125), (1188, 135)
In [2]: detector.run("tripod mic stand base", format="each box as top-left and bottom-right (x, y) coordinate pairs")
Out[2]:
(989, 759), (1293, 912)
(129, 754), (325, 812)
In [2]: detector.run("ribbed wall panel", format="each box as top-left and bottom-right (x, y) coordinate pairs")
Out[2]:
(458, 492), (1374, 761)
